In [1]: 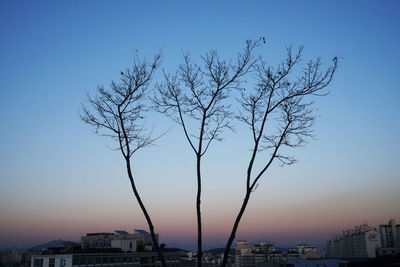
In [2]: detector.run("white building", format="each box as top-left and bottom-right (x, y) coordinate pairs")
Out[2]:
(111, 230), (156, 252)
(353, 224), (380, 258)
(110, 239), (138, 253)
(327, 223), (381, 258)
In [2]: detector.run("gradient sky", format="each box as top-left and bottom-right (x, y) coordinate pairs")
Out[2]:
(1, 0), (399, 249)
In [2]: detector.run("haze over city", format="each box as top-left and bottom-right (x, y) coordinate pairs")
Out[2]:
(0, 0), (399, 251)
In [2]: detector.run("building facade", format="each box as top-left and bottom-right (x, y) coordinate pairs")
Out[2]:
(31, 252), (184, 267)
(326, 223), (381, 258)
(81, 233), (116, 249)
(379, 219), (400, 248)
(81, 230), (157, 252)
(234, 240), (286, 266)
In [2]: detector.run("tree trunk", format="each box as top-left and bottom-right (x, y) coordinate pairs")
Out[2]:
(220, 191), (251, 267)
(126, 159), (167, 267)
(196, 154), (202, 267)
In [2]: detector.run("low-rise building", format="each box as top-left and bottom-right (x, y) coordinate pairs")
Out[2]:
(31, 251), (184, 267)
(81, 229), (157, 252)
(290, 244), (320, 259)
(235, 240), (255, 267)
(235, 240), (282, 266)
(376, 247), (400, 257)
(267, 251), (282, 263)
(286, 258), (349, 267)
(81, 233), (115, 249)
(1, 250), (32, 267)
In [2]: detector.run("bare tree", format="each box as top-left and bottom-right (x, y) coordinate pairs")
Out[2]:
(154, 40), (260, 266)
(80, 53), (168, 267)
(220, 47), (338, 266)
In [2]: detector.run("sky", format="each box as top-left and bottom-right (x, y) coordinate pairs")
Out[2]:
(0, 0), (399, 249)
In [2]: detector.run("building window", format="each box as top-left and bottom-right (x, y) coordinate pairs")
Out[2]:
(102, 257), (108, 264)
(141, 257), (150, 264)
(49, 258), (55, 267)
(80, 257), (87, 265)
(88, 257), (95, 265)
(34, 259), (43, 267)
(130, 242), (132, 249)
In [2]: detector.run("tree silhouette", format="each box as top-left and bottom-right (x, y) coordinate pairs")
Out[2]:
(154, 40), (260, 267)
(220, 46), (338, 266)
(80, 53), (168, 267)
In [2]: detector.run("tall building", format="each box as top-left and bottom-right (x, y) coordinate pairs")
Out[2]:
(379, 219), (399, 248)
(326, 223), (381, 258)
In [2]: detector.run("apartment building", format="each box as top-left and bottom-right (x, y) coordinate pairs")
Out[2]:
(379, 219), (400, 248)
(326, 223), (381, 258)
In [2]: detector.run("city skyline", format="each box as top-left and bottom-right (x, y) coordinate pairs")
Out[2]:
(1, 1), (399, 250)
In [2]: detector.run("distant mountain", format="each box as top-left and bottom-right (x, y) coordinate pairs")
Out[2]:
(166, 242), (191, 250)
(162, 247), (188, 252)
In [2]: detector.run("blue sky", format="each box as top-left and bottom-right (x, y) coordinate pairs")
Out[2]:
(0, 0), (399, 249)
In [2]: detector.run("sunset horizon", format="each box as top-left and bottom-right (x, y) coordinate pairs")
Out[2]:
(1, 2), (399, 266)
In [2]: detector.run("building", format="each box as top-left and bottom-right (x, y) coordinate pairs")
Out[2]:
(1, 250), (32, 267)
(111, 230), (156, 252)
(379, 219), (400, 248)
(81, 230), (158, 252)
(252, 243), (275, 259)
(234, 240), (281, 266)
(267, 251), (282, 263)
(31, 251), (184, 267)
(376, 247), (400, 257)
(326, 223), (381, 258)
(286, 258), (349, 267)
(341, 229), (354, 258)
(235, 240), (255, 267)
(286, 248), (300, 260)
(289, 244), (320, 259)
(81, 233), (115, 249)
